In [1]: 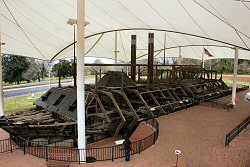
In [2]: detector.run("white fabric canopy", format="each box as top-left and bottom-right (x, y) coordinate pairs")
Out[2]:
(1, 0), (250, 62)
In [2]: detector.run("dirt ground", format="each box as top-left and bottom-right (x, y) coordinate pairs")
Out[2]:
(0, 90), (249, 167)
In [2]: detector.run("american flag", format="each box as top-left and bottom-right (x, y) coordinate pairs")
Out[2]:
(203, 48), (213, 57)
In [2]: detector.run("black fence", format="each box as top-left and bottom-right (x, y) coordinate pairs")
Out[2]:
(201, 99), (233, 111)
(227, 83), (249, 93)
(0, 138), (19, 153)
(225, 115), (250, 146)
(0, 119), (159, 163)
(236, 84), (249, 92)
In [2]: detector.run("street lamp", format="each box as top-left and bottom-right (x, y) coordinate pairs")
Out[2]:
(67, 19), (77, 87)
(67, 19), (89, 87)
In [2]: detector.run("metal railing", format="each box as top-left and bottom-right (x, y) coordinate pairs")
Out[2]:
(225, 115), (250, 146)
(226, 83), (249, 92)
(201, 99), (233, 111)
(0, 119), (159, 163)
(0, 137), (19, 153)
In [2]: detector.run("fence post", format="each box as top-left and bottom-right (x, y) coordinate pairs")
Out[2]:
(153, 133), (156, 145)
(111, 147), (114, 162)
(45, 146), (48, 161)
(23, 140), (26, 155)
(237, 125), (240, 136)
(18, 138), (21, 150)
(78, 149), (80, 164)
(225, 135), (228, 147)
(139, 140), (141, 154)
(10, 136), (12, 153)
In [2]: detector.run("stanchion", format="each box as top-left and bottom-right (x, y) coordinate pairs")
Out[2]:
(174, 150), (181, 167)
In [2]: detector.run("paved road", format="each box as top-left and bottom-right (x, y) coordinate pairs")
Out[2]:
(3, 82), (74, 98)
(3, 78), (96, 98)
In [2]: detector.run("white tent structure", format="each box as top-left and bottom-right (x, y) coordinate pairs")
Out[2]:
(1, 0), (250, 61)
(1, 0), (250, 162)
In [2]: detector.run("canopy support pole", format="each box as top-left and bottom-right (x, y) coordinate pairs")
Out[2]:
(74, 24), (77, 87)
(209, 59), (212, 70)
(48, 63), (52, 89)
(114, 31), (118, 70)
(202, 51), (204, 68)
(232, 47), (239, 106)
(179, 47), (182, 61)
(77, 0), (86, 162)
(163, 34), (166, 65)
(0, 33), (4, 117)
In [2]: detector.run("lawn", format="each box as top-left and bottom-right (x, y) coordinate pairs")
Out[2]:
(223, 74), (250, 77)
(2, 75), (96, 115)
(3, 93), (43, 115)
(224, 80), (250, 87)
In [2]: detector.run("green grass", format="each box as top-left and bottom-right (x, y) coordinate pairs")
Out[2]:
(222, 74), (250, 86)
(223, 80), (250, 86)
(223, 74), (250, 77)
(3, 93), (43, 115)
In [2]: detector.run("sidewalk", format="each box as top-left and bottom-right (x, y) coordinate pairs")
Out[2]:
(0, 90), (249, 166)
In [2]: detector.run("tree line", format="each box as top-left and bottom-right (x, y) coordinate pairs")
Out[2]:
(2, 54), (250, 85)
(178, 58), (250, 74)
(2, 55), (75, 84)
(3, 55), (47, 84)
(2, 55), (109, 85)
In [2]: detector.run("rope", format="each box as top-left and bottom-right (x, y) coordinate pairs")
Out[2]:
(204, 0), (249, 50)
(144, 0), (199, 57)
(85, 33), (104, 55)
(119, 31), (128, 62)
(193, 0), (250, 42)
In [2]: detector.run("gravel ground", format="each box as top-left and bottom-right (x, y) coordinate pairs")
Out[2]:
(0, 90), (249, 167)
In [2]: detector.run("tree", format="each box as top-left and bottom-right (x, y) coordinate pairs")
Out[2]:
(87, 59), (109, 75)
(210, 59), (233, 73)
(36, 60), (48, 79)
(22, 58), (41, 83)
(3, 54), (29, 84)
(52, 60), (73, 78)
(179, 58), (200, 65)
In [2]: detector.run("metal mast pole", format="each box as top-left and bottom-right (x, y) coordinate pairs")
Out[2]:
(48, 62), (52, 89)
(131, 35), (136, 81)
(148, 33), (154, 85)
